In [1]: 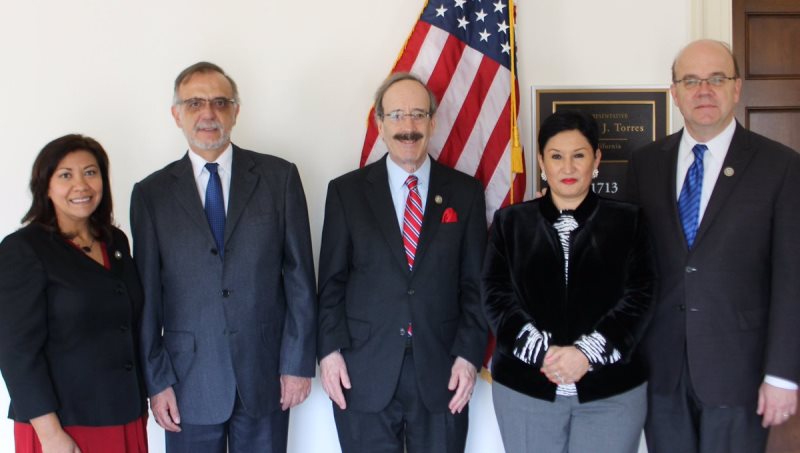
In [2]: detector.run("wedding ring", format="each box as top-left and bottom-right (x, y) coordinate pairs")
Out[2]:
(784, 413), (791, 418)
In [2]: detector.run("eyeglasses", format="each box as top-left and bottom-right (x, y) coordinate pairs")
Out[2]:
(177, 97), (237, 112)
(380, 110), (432, 123)
(673, 76), (737, 89)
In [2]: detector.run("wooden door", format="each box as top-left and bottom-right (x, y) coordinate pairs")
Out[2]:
(733, 2), (800, 451)
(733, 0), (800, 151)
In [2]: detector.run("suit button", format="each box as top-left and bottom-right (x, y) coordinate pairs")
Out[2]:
(124, 362), (133, 371)
(119, 325), (129, 332)
(407, 289), (415, 295)
(685, 266), (697, 273)
(679, 304), (686, 311)
(210, 248), (218, 255)
(399, 328), (406, 336)
(222, 289), (231, 297)
(115, 285), (126, 295)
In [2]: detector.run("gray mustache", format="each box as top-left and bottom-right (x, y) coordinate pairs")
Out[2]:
(394, 132), (423, 142)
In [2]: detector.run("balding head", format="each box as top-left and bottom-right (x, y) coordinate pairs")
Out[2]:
(672, 39), (740, 82)
(669, 39), (742, 142)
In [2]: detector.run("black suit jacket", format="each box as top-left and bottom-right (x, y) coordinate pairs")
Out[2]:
(317, 155), (488, 413)
(0, 225), (147, 426)
(628, 124), (800, 406)
(483, 191), (656, 403)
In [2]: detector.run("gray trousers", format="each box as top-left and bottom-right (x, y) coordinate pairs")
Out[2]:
(492, 381), (646, 453)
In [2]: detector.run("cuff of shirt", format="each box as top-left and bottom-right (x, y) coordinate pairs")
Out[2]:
(765, 375), (799, 390)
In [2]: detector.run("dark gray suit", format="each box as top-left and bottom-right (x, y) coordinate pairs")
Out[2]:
(131, 145), (316, 428)
(628, 124), (800, 452)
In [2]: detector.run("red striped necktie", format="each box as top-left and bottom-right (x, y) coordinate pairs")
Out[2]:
(402, 175), (423, 270)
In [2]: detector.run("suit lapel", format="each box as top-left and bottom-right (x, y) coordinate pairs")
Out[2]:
(412, 160), (447, 275)
(224, 146), (258, 245)
(661, 134), (687, 251)
(693, 124), (754, 247)
(170, 154), (215, 244)
(365, 157), (408, 273)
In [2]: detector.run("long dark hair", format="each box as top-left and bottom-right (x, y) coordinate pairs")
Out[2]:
(23, 134), (114, 242)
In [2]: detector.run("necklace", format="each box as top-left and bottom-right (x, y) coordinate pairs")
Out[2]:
(74, 237), (95, 254)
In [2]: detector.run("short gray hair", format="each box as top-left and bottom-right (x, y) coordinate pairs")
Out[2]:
(173, 61), (240, 105)
(373, 72), (438, 119)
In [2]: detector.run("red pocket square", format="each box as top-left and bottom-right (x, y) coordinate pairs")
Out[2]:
(441, 207), (458, 223)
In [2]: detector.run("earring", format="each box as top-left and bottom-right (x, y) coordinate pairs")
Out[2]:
(592, 169), (599, 179)
(540, 171), (547, 182)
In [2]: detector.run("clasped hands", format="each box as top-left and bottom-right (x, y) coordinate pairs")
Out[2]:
(320, 351), (477, 414)
(540, 345), (590, 386)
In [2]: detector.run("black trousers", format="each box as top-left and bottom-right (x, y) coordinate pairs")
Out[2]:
(333, 347), (468, 453)
(645, 356), (768, 453)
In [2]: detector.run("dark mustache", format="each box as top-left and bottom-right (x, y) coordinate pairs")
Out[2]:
(393, 132), (424, 141)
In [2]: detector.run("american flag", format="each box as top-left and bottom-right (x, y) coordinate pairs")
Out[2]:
(360, 0), (526, 223)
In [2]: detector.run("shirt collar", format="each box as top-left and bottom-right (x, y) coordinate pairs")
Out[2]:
(680, 119), (737, 161)
(386, 154), (431, 190)
(188, 144), (233, 178)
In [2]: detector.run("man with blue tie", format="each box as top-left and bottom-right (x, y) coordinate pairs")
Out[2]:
(130, 62), (317, 453)
(628, 40), (800, 453)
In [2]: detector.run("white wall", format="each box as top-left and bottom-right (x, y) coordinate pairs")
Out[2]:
(0, 1), (704, 451)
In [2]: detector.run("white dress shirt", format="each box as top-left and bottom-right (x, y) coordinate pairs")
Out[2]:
(675, 119), (735, 222)
(386, 156), (431, 229)
(187, 145), (233, 214)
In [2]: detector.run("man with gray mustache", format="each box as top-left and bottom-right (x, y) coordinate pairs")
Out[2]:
(318, 72), (488, 452)
(130, 62), (317, 453)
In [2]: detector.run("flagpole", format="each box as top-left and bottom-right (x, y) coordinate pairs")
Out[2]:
(508, 0), (523, 204)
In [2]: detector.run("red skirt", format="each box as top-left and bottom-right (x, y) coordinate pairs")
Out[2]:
(14, 415), (148, 453)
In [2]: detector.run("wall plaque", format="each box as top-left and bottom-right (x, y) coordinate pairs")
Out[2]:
(534, 88), (671, 200)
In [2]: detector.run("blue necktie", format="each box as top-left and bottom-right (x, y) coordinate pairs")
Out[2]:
(204, 163), (226, 257)
(677, 144), (707, 249)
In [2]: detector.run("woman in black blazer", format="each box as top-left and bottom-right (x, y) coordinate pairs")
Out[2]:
(0, 135), (147, 453)
(482, 111), (656, 453)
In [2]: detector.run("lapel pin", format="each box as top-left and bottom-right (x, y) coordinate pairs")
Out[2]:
(723, 167), (734, 177)
(113, 250), (123, 260)
(434, 195), (443, 205)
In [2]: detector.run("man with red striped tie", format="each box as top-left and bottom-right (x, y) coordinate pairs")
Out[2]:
(317, 72), (488, 453)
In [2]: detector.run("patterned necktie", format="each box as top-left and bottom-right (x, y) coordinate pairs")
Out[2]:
(204, 163), (226, 258)
(677, 144), (707, 249)
(402, 175), (423, 270)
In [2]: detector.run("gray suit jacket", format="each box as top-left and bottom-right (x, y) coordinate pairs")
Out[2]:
(131, 145), (317, 424)
(628, 124), (800, 406)
(318, 155), (488, 413)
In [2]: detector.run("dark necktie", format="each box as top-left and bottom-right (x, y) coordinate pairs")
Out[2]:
(677, 144), (707, 249)
(402, 175), (423, 270)
(204, 163), (226, 257)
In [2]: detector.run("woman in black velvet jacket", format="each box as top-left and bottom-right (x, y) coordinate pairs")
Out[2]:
(482, 110), (656, 453)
